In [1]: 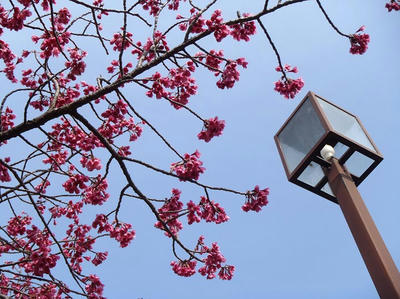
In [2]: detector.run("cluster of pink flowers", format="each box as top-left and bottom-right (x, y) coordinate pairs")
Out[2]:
(229, 14), (256, 41)
(178, 9), (256, 44)
(154, 188), (184, 237)
(167, 63), (198, 108)
(92, 251), (108, 266)
(140, 0), (162, 16)
(82, 274), (105, 299)
(84, 176), (110, 205)
(62, 173), (89, 194)
(171, 260), (197, 277)
(216, 58), (247, 89)
(242, 185), (270, 212)
(186, 197), (229, 224)
(203, 49), (224, 71)
(35, 180), (51, 194)
(27, 283), (65, 299)
(146, 62), (197, 109)
(206, 10), (230, 42)
(0, 6), (31, 31)
(49, 200), (83, 224)
(108, 222), (136, 248)
(0, 157), (11, 182)
(198, 242), (234, 280)
(197, 117), (225, 142)
(169, 237), (234, 280)
(0, 107), (16, 132)
(80, 156), (102, 171)
(274, 64), (304, 99)
(274, 78), (304, 99)
(349, 26), (370, 55)
(386, 0), (400, 11)
(64, 224), (95, 273)
(23, 226), (60, 277)
(110, 31), (133, 51)
(177, 9), (206, 33)
(42, 150), (68, 170)
(55, 7), (71, 25)
(171, 150), (205, 181)
(32, 30), (71, 59)
(92, 214), (135, 248)
(99, 99), (143, 141)
(199, 196), (229, 224)
(65, 48), (87, 80)
(6, 213), (32, 236)
(0, 39), (19, 83)
(187, 200), (201, 224)
(132, 31), (169, 62)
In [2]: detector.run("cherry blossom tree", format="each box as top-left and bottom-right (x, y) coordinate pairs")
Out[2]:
(0, 0), (395, 297)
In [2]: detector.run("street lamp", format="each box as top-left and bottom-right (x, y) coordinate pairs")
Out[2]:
(274, 91), (400, 299)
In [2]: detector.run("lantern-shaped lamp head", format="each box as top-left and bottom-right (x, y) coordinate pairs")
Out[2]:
(274, 91), (383, 203)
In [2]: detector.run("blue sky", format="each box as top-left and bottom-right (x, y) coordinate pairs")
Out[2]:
(1, 1), (399, 298)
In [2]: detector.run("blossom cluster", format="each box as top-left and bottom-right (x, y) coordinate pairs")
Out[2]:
(242, 185), (270, 212)
(349, 26), (370, 55)
(171, 260), (197, 277)
(154, 188), (184, 237)
(186, 196), (229, 225)
(171, 150), (205, 181)
(23, 225), (60, 277)
(0, 37), (20, 83)
(0, 157), (11, 182)
(274, 64), (304, 99)
(197, 117), (225, 142)
(0, 107), (16, 132)
(170, 236), (234, 280)
(146, 61), (197, 109)
(132, 30), (170, 62)
(386, 0), (400, 11)
(92, 214), (136, 248)
(216, 58), (248, 89)
(198, 242), (234, 280)
(178, 9), (256, 43)
(140, 0), (186, 16)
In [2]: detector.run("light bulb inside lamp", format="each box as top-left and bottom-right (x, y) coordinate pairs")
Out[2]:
(320, 144), (335, 161)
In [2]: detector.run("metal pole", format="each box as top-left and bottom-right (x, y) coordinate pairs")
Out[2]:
(326, 158), (400, 299)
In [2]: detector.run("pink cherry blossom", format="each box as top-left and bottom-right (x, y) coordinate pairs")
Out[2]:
(171, 260), (197, 277)
(274, 77), (304, 99)
(0, 157), (11, 182)
(155, 188), (184, 237)
(84, 176), (110, 205)
(218, 265), (235, 280)
(198, 242), (228, 279)
(386, 0), (400, 11)
(187, 200), (201, 224)
(206, 10), (230, 42)
(198, 117), (225, 142)
(92, 251), (108, 266)
(242, 185), (269, 212)
(62, 173), (89, 194)
(199, 196), (229, 224)
(349, 33), (370, 55)
(229, 14), (256, 41)
(171, 150), (205, 181)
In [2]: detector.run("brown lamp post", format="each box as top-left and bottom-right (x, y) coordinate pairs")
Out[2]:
(274, 91), (400, 299)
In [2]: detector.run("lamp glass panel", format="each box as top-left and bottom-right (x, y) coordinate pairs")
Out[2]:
(321, 182), (334, 197)
(316, 97), (375, 152)
(344, 151), (375, 178)
(298, 162), (324, 187)
(278, 98), (325, 173)
(334, 142), (349, 159)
